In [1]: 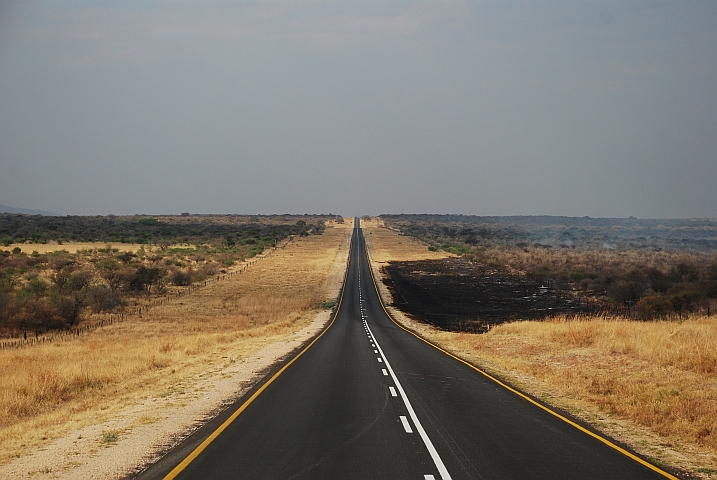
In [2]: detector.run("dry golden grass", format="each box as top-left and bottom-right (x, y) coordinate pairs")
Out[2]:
(451, 317), (717, 443)
(362, 218), (452, 263)
(0, 222), (352, 465)
(365, 221), (717, 476)
(7, 242), (146, 254)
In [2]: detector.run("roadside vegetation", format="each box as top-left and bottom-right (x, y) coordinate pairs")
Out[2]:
(0, 215), (334, 338)
(0, 218), (351, 468)
(364, 218), (717, 477)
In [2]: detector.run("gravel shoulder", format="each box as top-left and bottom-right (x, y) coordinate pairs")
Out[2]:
(0, 311), (334, 480)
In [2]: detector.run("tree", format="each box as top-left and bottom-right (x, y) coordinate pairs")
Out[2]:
(171, 269), (192, 286)
(128, 266), (163, 295)
(68, 270), (92, 292)
(635, 295), (672, 319)
(97, 258), (124, 292)
(28, 277), (48, 300)
(57, 293), (85, 326)
(51, 269), (72, 292)
(670, 290), (701, 319)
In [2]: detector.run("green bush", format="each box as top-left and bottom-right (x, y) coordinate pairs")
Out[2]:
(569, 271), (584, 282)
(317, 299), (337, 310)
(445, 245), (470, 255)
(101, 431), (118, 444)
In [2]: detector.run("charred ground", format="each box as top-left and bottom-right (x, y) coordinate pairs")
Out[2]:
(379, 215), (717, 321)
(382, 258), (593, 332)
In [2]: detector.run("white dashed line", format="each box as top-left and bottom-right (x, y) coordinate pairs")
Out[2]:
(365, 323), (452, 480)
(389, 386), (397, 397)
(374, 349), (378, 354)
(382, 369), (388, 376)
(425, 476), (436, 480)
(377, 358), (382, 363)
(399, 416), (413, 433)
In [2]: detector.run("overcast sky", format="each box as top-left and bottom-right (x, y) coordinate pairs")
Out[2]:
(1, 1), (715, 218)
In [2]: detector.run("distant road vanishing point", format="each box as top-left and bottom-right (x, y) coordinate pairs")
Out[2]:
(137, 218), (675, 480)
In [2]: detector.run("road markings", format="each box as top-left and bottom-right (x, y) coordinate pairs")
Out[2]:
(159, 229), (357, 480)
(362, 240), (677, 480)
(425, 476), (436, 480)
(389, 386), (397, 397)
(377, 357), (382, 362)
(400, 416), (413, 433)
(382, 369), (388, 376)
(365, 323), (452, 480)
(374, 349), (378, 353)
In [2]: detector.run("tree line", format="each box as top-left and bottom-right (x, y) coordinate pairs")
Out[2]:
(0, 215), (330, 336)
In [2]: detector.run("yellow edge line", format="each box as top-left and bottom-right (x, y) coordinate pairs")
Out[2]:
(363, 241), (677, 480)
(163, 231), (354, 480)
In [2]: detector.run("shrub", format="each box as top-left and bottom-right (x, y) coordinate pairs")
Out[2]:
(317, 299), (337, 310)
(87, 285), (121, 312)
(128, 266), (163, 295)
(635, 295), (672, 318)
(101, 431), (118, 444)
(569, 271), (584, 282)
(56, 293), (85, 326)
(171, 269), (193, 286)
(68, 271), (92, 292)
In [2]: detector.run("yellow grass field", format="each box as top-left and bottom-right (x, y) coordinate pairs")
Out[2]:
(363, 221), (717, 477)
(362, 217), (453, 263)
(6, 242), (146, 254)
(0, 220), (353, 467)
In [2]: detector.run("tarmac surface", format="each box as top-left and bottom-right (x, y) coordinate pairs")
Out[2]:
(136, 220), (673, 479)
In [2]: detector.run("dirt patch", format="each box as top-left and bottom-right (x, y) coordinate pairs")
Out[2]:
(382, 258), (593, 331)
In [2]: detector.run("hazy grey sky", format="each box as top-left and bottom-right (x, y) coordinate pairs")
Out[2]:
(1, 1), (715, 218)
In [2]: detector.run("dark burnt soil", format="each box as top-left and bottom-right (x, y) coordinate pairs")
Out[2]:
(382, 258), (594, 332)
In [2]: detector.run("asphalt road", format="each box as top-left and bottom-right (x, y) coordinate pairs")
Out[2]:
(137, 219), (675, 480)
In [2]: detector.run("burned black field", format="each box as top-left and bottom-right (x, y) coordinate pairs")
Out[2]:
(382, 258), (593, 332)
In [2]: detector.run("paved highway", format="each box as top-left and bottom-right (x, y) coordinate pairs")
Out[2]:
(137, 219), (675, 480)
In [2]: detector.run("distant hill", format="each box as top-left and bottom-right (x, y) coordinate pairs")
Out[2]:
(0, 203), (57, 216)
